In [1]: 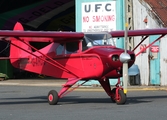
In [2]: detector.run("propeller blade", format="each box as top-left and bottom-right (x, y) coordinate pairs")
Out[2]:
(120, 53), (131, 94)
(123, 63), (128, 94)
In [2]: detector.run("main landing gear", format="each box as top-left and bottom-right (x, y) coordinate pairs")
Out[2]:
(111, 88), (126, 105)
(47, 87), (126, 105)
(47, 78), (126, 105)
(99, 77), (127, 105)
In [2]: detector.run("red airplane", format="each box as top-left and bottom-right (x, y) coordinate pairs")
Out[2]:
(0, 22), (166, 105)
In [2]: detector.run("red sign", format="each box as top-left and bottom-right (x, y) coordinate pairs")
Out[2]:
(140, 44), (146, 53)
(150, 45), (159, 53)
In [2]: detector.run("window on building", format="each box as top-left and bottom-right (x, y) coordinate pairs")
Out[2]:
(128, 5), (131, 12)
(128, 17), (131, 24)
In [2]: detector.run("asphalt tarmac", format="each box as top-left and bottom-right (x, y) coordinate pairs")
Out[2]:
(0, 79), (167, 120)
(0, 79), (167, 91)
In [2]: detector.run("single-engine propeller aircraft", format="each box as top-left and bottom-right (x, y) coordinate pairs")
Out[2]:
(0, 22), (167, 105)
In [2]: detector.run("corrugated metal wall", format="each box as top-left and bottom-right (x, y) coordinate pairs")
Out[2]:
(133, 0), (150, 85)
(160, 36), (167, 85)
(133, 0), (167, 86)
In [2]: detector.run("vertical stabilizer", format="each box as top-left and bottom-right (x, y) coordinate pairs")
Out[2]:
(10, 22), (32, 67)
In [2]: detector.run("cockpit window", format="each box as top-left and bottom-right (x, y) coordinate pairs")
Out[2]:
(56, 44), (64, 55)
(66, 42), (79, 54)
(56, 42), (79, 55)
(82, 32), (115, 51)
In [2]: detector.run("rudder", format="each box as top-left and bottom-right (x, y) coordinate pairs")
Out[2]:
(10, 22), (32, 67)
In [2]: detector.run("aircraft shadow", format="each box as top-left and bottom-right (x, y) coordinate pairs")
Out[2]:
(0, 95), (167, 105)
(60, 93), (167, 105)
(126, 95), (167, 104)
(59, 96), (111, 104)
(59, 96), (152, 105)
(0, 96), (47, 105)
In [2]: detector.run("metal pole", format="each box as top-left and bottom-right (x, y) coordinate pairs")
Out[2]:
(124, 1), (128, 54)
(123, 0), (128, 94)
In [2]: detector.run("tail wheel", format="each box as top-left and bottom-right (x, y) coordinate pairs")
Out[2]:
(115, 89), (126, 105)
(48, 90), (59, 105)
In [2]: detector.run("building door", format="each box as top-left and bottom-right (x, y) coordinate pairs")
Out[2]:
(149, 35), (160, 85)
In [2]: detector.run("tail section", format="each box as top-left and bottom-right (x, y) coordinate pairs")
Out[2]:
(10, 22), (32, 67)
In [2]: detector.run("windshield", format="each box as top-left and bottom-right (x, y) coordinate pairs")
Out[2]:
(84, 32), (115, 48)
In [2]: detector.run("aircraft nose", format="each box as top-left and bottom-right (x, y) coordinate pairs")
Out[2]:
(111, 53), (135, 62)
(110, 52), (135, 69)
(120, 53), (131, 63)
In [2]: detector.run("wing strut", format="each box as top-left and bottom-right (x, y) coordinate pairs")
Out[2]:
(136, 34), (165, 56)
(132, 36), (148, 51)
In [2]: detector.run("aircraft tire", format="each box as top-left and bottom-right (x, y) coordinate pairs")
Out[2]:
(48, 90), (59, 105)
(115, 89), (126, 105)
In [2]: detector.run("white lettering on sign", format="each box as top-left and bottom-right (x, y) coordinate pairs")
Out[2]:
(82, 1), (116, 32)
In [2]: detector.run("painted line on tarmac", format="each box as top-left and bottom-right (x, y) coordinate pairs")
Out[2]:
(0, 82), (63, 87)
(0, 83), (20, 85)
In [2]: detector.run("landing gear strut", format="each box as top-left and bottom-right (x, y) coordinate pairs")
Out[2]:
(110, 78), (127, 105)
(99, 77), (127, 105)
(47, 78), (85, 105)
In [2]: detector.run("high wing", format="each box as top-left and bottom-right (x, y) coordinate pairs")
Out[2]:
(0, 31), (84, 42)
(0, 22), (167, 43)
(110, 29), (167, 37)
(0, 22), (84, 43)
(110, 28), (167, 56)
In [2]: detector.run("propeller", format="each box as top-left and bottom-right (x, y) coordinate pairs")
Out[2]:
(121, 0), (130, 94)
(120, 53), (131, 94)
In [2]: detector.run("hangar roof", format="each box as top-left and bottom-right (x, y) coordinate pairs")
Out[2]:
(0, 0), (43, 13)
(142, 0), (167, 27)
(0, 0), (75, 30)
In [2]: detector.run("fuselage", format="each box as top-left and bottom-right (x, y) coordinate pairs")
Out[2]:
(10, 32), (135, 80)
(11, 42), (135, 80)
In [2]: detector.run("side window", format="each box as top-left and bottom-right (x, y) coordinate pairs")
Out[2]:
(56, 44), (64, 55)
(66, 42), (79, 54)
